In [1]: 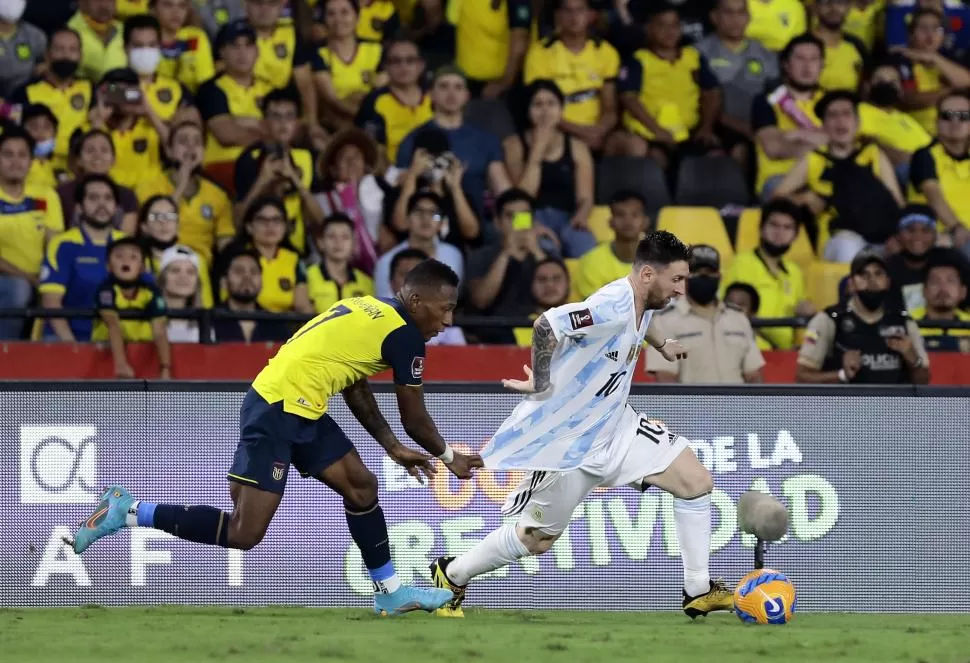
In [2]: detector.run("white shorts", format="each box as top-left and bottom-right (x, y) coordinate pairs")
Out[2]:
(500, 406), (690, 534)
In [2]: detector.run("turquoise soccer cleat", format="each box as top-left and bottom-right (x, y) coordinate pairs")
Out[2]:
(373, 586), (454, 617)
(67, 485), (135, 554)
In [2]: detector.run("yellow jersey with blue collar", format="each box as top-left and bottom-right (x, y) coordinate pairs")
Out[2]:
(314, 40), (383, 100)
(355, 87), (433, 162)
(910, 306), (970, 352)
(455, 0), (533, 82)
(11, 76), (93, 173)
(908, 141), (970, 231)
(306, 262), (374, 313)
(858, 101), (932, 153)
(197, 73), (276, 164)
(142, 74), (190, 121)
(92, 276), (166, 342)
(745, 0), (807, 52)
(258, 246), (307, 312)
(0, 182), (64, 274)
(255, 25), (313, 87)
(252, 295), (426, 419)
(159, 26), (216, 93)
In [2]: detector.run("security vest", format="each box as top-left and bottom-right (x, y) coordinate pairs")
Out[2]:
(822, 303), (911, 384)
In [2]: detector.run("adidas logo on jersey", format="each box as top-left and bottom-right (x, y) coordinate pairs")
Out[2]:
(605, 351), (619, 361)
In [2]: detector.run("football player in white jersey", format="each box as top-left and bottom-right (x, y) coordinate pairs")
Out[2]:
(430, 231), (734, 618)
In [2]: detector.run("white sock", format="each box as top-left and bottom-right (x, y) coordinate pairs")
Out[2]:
(373, 575), (401, 594)
(674, 494), (712, 597)
(446, 523), (531, 586)
(125, 500), (141, 528)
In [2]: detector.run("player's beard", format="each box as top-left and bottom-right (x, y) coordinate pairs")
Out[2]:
(644, 283), (671, 310)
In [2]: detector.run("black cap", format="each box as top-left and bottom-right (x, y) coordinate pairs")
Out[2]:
(850, 249), (888, 276)
(216, 19), (256, 50)
(689, 244), (720, 272)
(100, 67), (139, 86)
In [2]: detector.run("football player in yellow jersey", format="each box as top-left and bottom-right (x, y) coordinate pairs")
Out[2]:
(67, 259), (480, 616)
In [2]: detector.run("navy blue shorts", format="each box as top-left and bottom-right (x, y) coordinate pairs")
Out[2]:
(227, 389), (354, 494)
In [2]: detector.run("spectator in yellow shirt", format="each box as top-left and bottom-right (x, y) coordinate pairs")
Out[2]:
(720, 198), (815, 349)
(22, 104), (60, 189)
(0, 127), (65, 339)
(746, 0), (807, 52)
(575, 189), (649, 298)
(58, 129), (139, 234)
(454, 0), (532, 98)
(911, 253), (970, 352)
(305, 213), (374, 313)
(67, 0), (128, 81)
(153, 0), (216, 94)
(123, 14), (196, 124)
(523, 0), (619, 151)
(843, 0), (885, 53)
(812, 0), (867, 92)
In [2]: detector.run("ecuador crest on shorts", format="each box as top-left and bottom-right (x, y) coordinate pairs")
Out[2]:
(272, 462), (286, 481)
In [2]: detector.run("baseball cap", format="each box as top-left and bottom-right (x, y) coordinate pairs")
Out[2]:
(897, 204), (937, 231)
(216, 19), (257, 50)
(850, 249), (888, 276)
(689, 244), (720, 272)
(160, 245), (201, 273)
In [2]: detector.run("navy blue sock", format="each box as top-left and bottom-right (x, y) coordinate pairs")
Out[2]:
(141, 503), (230, 547)
(345, 500), (399, 593)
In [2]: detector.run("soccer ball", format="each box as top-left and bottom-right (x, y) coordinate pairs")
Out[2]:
(733, 569), (797, 625)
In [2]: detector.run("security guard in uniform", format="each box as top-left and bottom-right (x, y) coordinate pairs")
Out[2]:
(646, 245), (766, 384)
(796, 250), (931, 384)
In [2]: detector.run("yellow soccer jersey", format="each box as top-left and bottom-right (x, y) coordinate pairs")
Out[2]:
(252, 295), (426, 419)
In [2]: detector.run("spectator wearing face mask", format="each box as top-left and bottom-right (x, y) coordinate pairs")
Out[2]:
(37, 174), (126, 341)
(646, 245), (765, 384)
(94, 236), (171, 379)
(796, 249), (930, 384)
(720, 198), (815, 350)
(910, 252), (970, 352)
(136, 121), (234, 263)
(387, 247), (466, 346)
(305, 213), (374, 313)
(158, 244), (207, 343)
(0, 0), (45, 100)
(58, 129), (138, 234)
(10, 27), (90, 176)
(512, 257), (572, 346)
(22, 103), (60, 189)
(124, 14), (197, 125)
(212, 247), (292, 343)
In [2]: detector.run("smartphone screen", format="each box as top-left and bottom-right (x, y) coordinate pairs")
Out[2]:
(512, 211), (533, 231)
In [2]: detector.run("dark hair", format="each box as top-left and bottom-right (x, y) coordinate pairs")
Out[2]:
(108, 236), (145, 260)
(403, 259), (459, 290)
(815, 90), (859, 118)
(780, 33), (824, 63)
(495, 188), (536, 217)
(407, 190), (444, 215)
(75, 173), (119, 205)
(0, 125), (35, 153)
(724, 282), (761, 314)
(321, 212), (354, 233)
(137, 194), (178, 233)
(71, 129), (115, 159)
(924, 250), (968, 285)
(909, 8), (943, 33)
(123, 14), (162, 46)
(634, 231), (691, 268)
(609, 189), (648, 212)
(534, 257), (569, 278)
(390, 248), (430, 278)
(937, 88), (970, 112)
(260, 86), (300, 115)
(324, 0), (360, 15)
(645, 1), (678, 21)
(22, 103), (59, 130)
(760, 198), (804, 229)
(243, 196), (289, 229)
(49, 27), (81, 51)
(517, 79), (565, 132)
(385, 35), (421, 56)
(222, 247), (263, 279)
(167, 120), (203, 146)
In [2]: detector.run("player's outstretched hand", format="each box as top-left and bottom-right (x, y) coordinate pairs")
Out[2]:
(446, 452), (485, 480)
(502, 365), (538, 393)
(658, 339), (688, 362)
(388, 444), (436, 485)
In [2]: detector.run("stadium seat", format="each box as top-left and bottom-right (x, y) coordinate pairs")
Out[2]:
(657, 207), (735, 268)
(464, 98), (516, 140)
(565, 258), (582, 302)
(595, 156), (671, 216)
(588, 206), (613, 243)
(735, 208), (815, 273)
(806, 261), (850, 310)
(674, 156), (750, 208)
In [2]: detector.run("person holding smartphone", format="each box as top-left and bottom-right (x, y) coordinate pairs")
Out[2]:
(466, 188), (548, 343)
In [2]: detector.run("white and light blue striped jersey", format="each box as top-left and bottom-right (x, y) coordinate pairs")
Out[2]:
(481, 278), (653, 471)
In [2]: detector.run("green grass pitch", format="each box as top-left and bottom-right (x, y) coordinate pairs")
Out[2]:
(2, 607), (968, 663)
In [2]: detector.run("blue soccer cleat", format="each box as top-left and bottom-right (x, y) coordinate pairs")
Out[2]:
(66, 485), (135, 554)
(373, 586), (454, 617)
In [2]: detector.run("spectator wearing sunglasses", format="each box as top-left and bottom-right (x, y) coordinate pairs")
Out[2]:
(909, 89), (970, 260)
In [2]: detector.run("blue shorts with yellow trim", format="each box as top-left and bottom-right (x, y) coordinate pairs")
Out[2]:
(227, 389), (354, 495)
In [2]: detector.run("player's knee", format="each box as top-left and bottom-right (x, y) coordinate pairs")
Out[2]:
(342, 469), (379, 509)
(516, 525), (560, 555)
(226, 520), (266, 551)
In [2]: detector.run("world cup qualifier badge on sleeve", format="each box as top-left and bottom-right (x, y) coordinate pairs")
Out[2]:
(569, 308), (593, 330)
(411, 356), (425, 380)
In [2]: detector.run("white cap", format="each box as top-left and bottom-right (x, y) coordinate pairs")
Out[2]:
(159, 244), (200, 273)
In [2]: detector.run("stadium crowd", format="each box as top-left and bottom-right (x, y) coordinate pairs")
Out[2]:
(0, 0), (968, 382)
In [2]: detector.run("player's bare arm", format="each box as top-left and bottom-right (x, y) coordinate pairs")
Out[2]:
(645, 321), (688, 361)
(343, 379), (436, 483)
(531, 314), (557, 393)
(395, 385), (484, 480)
